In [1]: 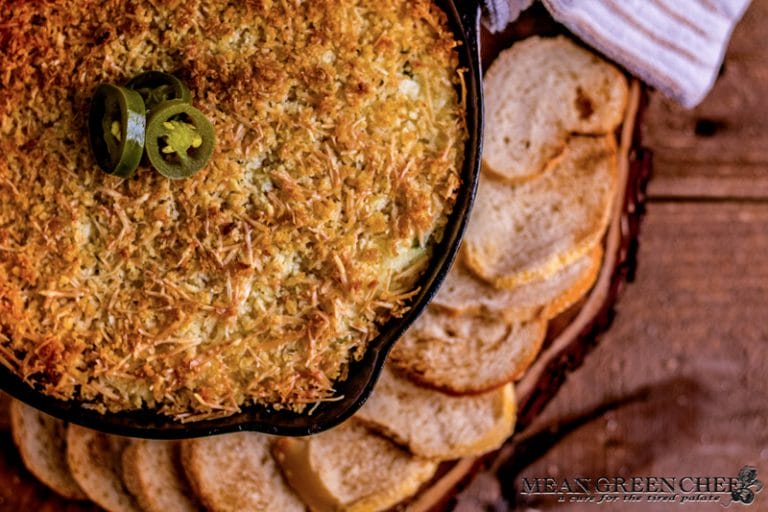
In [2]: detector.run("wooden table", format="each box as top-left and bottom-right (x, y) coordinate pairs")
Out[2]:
(1, 3), (766, 511)
(456, 1), (768, 510)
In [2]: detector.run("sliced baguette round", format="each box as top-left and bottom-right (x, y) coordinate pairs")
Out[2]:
(464, 135), (618, 289)
(273, 421), (437, 512)
(433, 245), (603, 321)
(122, 439), (203, 512)
(483, 35), (628, 182)
(181, 432), (304, 512)
(355, 367), (516, 460)
(389, 308), (547, 394)
(66, 425), (142, 512)
(9, 400), (87, 500)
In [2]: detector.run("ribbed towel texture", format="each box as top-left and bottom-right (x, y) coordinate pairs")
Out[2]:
(482, 0), (752, 108)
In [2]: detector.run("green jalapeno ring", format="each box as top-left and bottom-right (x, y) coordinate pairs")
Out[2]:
(145, 99), (216, 180)
(88, 84), (146, 178)
(126, 71), (192, 112)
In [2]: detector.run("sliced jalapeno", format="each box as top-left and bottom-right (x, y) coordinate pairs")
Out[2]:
(125, 71), (192, 112)
(145, 99), (215, 180)
(88, 84), (146, 178)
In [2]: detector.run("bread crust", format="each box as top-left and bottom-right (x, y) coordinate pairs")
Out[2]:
(180, 432), (305, 512)
(9, 401), (87, 500)
(121, 440), (202, 512)
(356, 368), (517, 460)
(273, 421), (437, 512)
(390, 309), (547, 395)
(482, 35), (628, 182)
(464, 135), (618, 289)
(66, 425), (142, 512)
(432, 245), (603, 322)
(543, 245), (603, 319)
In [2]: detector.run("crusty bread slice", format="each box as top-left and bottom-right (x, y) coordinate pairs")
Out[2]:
(389, 309), (547, 394)
(482, 35), (628, 182)
(464, 135), (617, 289)
(122, 439), (203, 512)
(355, 367), (516, 460)
(542, 246), (603, 319)
(66, 425), (142, 512)
(433, 245), (603, 321)
(181, 432), (305, 512)
(273, 421), (437, 512)
(9, 400), (87, 500)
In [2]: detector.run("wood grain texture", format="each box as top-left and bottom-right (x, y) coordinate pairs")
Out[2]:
(506, 202), (768, 510)
(643, 0), (768, 199)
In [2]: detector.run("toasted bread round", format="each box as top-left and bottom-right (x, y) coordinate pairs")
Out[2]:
(356, 367), (516, 460)
(122, 439), (202, 512)
(181, 432), (304, 512)
(389, 308), (547, 394)
(464, 135), (618, 289)
(542, 246), (603, 319)
(66, 425), (142, 512)
(273, 421), (437, 512)
(9, 400), (87, 500)
(433, 245), (603, 321)
(483, 35), (628, 182)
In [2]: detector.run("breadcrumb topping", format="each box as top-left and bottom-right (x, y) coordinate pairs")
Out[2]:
(0, 0), (465, 419)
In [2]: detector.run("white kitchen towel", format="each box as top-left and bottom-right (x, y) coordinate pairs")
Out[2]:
(482, 0), (752, 108)
(483, 0), (535, 32)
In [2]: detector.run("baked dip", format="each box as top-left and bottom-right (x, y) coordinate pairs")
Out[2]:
(0, 0), (465, 420)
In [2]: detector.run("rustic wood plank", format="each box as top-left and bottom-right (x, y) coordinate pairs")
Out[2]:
(504, 201), (768, 509)
(643, 0), (768, 199)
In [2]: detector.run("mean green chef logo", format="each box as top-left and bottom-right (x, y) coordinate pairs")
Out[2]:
(725, 466), (764, 507)
(520, 466), (763, 507)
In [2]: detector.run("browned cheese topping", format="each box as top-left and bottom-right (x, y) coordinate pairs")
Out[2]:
(0, 0), (465, 420)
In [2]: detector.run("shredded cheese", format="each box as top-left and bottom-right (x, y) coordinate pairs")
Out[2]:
(0, 0), (465, 420)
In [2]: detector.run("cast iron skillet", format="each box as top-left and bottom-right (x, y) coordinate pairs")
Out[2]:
(0, 0), (484, 438)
